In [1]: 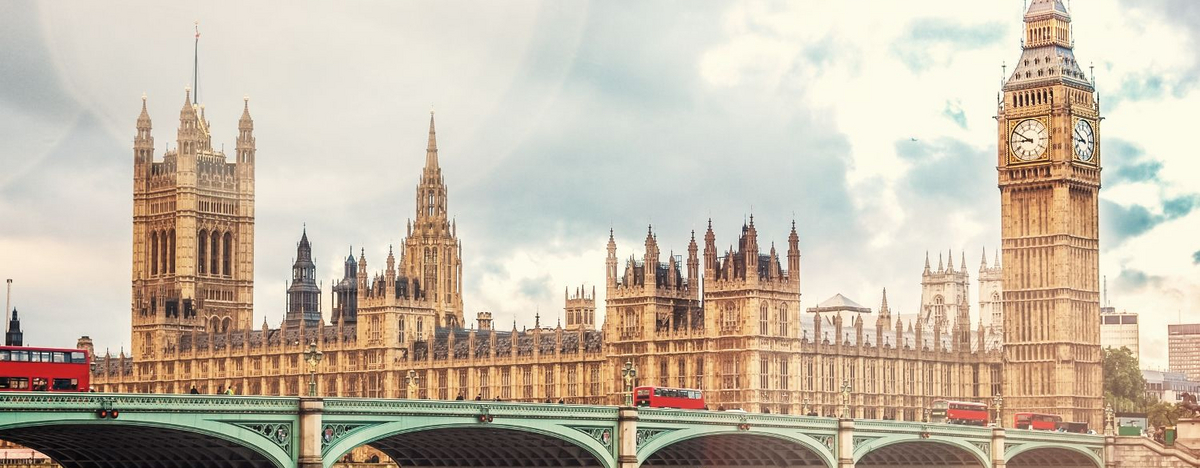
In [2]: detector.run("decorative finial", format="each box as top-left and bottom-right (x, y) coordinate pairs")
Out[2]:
(142, 92), (147, 102)
(430, 105), (435, 115)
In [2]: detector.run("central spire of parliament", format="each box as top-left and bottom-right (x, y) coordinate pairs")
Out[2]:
(404, 110), (464, 329)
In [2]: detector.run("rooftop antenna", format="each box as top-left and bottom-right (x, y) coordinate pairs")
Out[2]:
(1103, 275), (1108, 307)
(4, 279), (11, 335)
(193, 21), (200, 105)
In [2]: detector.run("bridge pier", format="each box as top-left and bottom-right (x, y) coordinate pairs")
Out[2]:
(617, 406), (638, 468)
(1104, 435), (1116, 468)
(992, 426), (1006, 468)
(299, 397), (324, 468)
(837, 418), (854, 468)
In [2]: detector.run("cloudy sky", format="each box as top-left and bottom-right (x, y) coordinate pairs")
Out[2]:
(1, 0), (1196, 369)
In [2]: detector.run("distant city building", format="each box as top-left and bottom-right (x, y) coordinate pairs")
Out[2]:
(1143, 369), (1200, 403)
(1169, 323), (1200, 381)
(1100, 309), (1140, 357)
(5, 308), (21, 346)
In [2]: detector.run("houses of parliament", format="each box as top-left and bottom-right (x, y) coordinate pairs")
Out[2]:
(90, 0), (1104, 428)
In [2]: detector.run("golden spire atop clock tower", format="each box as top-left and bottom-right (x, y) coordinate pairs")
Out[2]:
(998, 0), (1103, 428)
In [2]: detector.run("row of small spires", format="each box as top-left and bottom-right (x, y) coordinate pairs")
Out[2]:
(923, 248), (1003, 273)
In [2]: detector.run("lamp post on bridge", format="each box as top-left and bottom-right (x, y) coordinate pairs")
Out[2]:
(840, 379), (852, 419)
(621, 360), (638, 407)
(992, 393), (1004, 427)
(406, 369), (419, 399)
(1104, 402), (1115, 435)
(303, 341), (323, 397)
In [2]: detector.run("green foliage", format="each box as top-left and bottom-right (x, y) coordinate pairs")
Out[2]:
(1147, 400), (1185, 428)
(1103, 346), (1148, 412)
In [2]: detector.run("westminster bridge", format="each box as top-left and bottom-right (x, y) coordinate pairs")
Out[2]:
(0, 393), (1116, 468)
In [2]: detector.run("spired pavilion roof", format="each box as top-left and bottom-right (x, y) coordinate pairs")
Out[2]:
(806, 294), (871, 314)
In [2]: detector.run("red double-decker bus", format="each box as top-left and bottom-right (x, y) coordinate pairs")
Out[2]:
(1014, 412), (1062, 430)
(634, 386), (705, 409)
(930, 400), (989, 426)
(0, 346), (90, 392)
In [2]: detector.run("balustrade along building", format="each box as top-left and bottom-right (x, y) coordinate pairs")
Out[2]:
(89, 0), (1102, 432)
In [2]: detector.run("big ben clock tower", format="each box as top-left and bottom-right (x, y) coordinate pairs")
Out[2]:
(998, 0), (1102, 427)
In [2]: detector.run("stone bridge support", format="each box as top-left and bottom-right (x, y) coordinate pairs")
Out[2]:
(838, 419), (854, 468)
(617, 407), (638, 468)
(298, 398), (323, 468)
(993, 427), (1006, 468)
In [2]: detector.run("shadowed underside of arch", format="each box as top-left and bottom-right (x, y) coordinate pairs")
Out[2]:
(857, 441), (984, 467)
(641, 433), (828, 467)
(0, 424), (280, 468)
(1009, 448), (1100, 468)
(367, 427), (605, 467)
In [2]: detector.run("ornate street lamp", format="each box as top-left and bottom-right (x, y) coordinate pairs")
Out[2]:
(621, 360), (638, 406)
(802, 396), (811, 417)
(303, 341), (323, 397)
(840, 379), (852, 419)
(1104, 402), (1116, 435)
(992, 394), (1004, 427)
(406, 369), (419, 399)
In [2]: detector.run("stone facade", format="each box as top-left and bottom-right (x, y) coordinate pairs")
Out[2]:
(997, 0), (1104, 428)
(89, 0), (1111, 435)
(129, 90), (256, 367)
(92, 107), (1003, 422)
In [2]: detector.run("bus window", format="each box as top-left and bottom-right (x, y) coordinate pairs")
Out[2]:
(32, 378), (48, 391)
(70, 352), (87, 364)
(11, 351), (28, 362)
(0, 377), (29, 390)
(52, 352), (66, 363)
(0, 351), (7, 361)
(52, 378), (79, 391)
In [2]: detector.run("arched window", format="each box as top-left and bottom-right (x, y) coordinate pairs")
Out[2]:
(159, 232), (169, 275)
(759, 304), (769, 335)
(150, 231), (159, 275)
(222, 232), (233, 276)
(168, 229), (176, 274)
(197, 229), (208, 274)
(778, 304), (789, 336)
(221, 317), (232, 333)
(210, 231), (220, 275)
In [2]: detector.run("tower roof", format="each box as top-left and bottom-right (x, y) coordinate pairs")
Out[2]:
(1025, 0), (1068, 17)
(425, 110), (439, 173)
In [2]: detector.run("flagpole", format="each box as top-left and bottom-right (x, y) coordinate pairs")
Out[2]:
(193, 21), (200, 104)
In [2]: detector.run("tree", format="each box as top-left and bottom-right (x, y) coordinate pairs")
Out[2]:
(1103, 346), (1147, 412)
(1147, 400), (1185, 428)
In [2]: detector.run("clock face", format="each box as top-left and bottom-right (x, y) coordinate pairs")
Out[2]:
(1073, 119), (1096, 162)
(1010, 119), (1049, 161)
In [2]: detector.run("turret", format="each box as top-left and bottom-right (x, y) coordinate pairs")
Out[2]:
(704, 219), (717, 275)
(606, 229), (618, 288)
(686, 230), (699, 286)
(134, 94), (154, 179)
(643, 226), (658, 290)
(787, 220), (801, 286)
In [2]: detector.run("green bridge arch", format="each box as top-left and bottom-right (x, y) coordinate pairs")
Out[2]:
(1005, 441), (1103, 468)
(636, 426), (837, 467)
(852, 433), (989, 466)
(0, 394), (296, 468)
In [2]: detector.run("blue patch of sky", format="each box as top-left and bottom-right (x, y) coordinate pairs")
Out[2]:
(942, 100), (967, 129)
(1193, 250), (1200, 265)
(892, 18), (1006, 72)
(1104, 139), (1164, 185)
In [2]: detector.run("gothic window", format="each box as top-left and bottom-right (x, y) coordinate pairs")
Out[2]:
(501, 368), (512, 400)
(478, 368), (491, 399)
(197, 229), (208, 274)
(168, 229), (176, 274)
(222, 232), (232, 276)
(695, 357), (704, 389)
(760, 358), (769, 389)
(778, 304), (789, 336)
(543, 365), (555, 398)
(417, 318), (424, 337)
(659, 359), (668, 387)
(522, 367), (533, 400)
(779, 358), (790, 390)
(677, 360), (686, 388)
(210, 231), (219, 275)
(150, 231), (159, 275)
(159, 232), (168, 275)
(398, 318), (405, 344)
(759, 304), (769, 335)
(567, 366), (577, 398)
